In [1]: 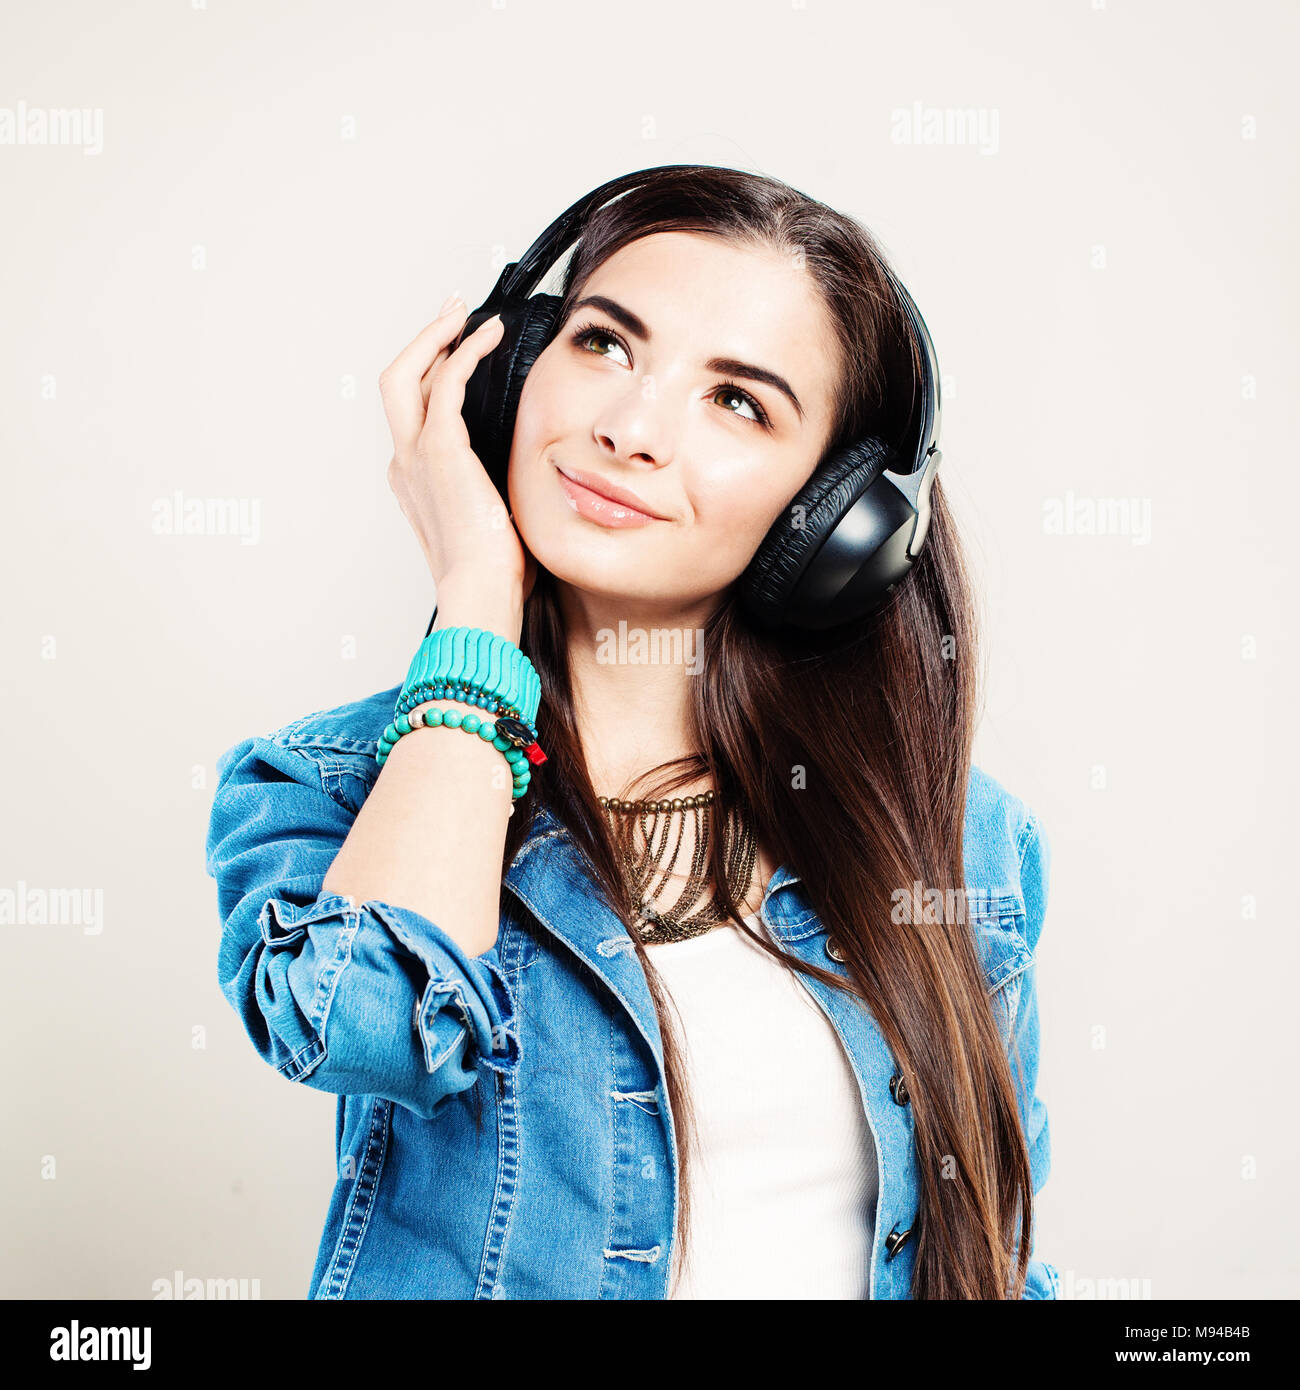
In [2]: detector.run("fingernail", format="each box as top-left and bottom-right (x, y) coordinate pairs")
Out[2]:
(438, 292), (463, 315)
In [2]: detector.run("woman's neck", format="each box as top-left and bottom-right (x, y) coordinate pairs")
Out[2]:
(554, 586), (780, 917)
(558, 587), (714, 800)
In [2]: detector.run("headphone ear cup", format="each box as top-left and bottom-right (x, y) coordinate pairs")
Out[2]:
(739, 436), (900, 631)
(460, 293), (562, 501)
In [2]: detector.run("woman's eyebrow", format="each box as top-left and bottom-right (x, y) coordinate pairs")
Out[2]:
(569, 293), (805, 421)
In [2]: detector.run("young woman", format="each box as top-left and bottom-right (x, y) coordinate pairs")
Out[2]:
(206, 165), (1057, 1300)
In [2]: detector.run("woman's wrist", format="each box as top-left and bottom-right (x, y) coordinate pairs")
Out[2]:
(433, 573), (524, 645)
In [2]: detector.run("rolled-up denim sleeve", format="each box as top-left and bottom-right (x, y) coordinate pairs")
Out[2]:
(204, 734), (521, 1120)
(1010, 814), (1057, 1299)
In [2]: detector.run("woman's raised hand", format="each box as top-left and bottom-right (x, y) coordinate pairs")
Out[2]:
(379, 294), (536, 613)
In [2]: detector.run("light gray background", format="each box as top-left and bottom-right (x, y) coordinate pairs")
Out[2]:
(2, 0), (1295, 1300)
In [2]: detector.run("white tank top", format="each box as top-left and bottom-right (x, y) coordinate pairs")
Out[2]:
(643, 912), (879, 1299)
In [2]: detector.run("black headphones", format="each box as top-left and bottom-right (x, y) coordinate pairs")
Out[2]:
(433, 164), (942, 636)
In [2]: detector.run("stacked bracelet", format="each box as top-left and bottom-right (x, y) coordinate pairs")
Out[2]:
(380, 625), (547, 797)
(397, 626), (542, 727)
(393, 681), (538, 746)
(376, 704), (538, 799)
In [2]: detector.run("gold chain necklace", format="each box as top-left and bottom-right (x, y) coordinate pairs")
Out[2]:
(598, 789), (758, 944)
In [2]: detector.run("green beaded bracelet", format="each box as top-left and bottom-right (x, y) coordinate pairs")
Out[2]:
(376, 703), (533, 799)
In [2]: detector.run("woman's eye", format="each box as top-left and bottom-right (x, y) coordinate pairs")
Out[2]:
(573, 326), (630, 366)
(712, 385), (766, 426)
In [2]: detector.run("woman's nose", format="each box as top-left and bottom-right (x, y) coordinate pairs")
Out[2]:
(593, 380), (676, 467)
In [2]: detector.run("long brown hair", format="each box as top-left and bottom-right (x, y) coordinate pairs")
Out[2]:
(498, 165), (1033, 1299)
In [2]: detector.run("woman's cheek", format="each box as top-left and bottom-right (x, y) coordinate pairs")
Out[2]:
(691, 468), (791, 552)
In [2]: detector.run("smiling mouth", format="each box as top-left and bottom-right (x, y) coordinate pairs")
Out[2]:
(553, 464), (669, 528)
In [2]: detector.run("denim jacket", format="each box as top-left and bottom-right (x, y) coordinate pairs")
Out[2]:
(205, 684), (1058, 1300)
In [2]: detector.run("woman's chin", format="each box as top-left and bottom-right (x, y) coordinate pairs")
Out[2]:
(532, 558), (637, 597)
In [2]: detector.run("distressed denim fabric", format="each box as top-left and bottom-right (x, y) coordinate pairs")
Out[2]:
(205, 684), (1059, 1300)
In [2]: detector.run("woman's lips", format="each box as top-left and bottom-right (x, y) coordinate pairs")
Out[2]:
(555, 467), (665, 529)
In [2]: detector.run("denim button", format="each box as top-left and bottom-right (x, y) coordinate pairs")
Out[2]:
(884, 1224), (913, 1258)
(825, 937), (845, 962)
(888, 1072), (910, 1105)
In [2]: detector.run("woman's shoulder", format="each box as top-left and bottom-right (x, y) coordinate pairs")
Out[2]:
(211, 686), (400, 814)
(965, 763), (1044, 858)
(261, 684), (401, 755)
(963, 763), (1052, 949)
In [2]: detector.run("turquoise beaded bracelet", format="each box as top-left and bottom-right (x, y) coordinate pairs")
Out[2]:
(396, 626), (542, 730)
(376, 703), (536, 800)
(393, 680), (539, 746)
(383, 625), (547, 792)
